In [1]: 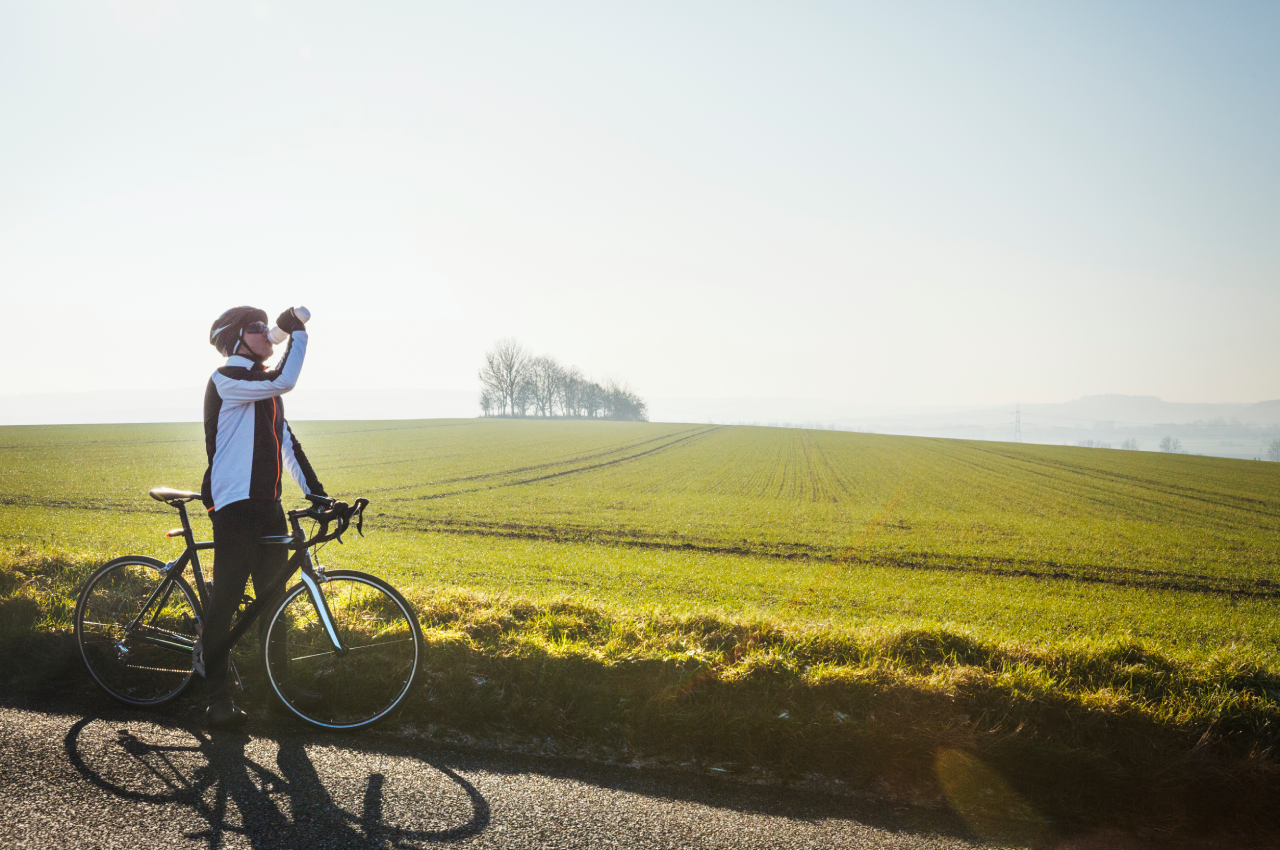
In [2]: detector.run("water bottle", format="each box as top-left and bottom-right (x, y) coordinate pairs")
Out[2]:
(268, 306), (311, 344)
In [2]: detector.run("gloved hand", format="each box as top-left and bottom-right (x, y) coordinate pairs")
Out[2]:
(276, 307), (308, 334)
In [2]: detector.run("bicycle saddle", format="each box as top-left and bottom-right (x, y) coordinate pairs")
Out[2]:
(148, 488), (202, 504)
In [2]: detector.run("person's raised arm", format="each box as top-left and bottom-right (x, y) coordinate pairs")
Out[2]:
(212, 331), (308, 402)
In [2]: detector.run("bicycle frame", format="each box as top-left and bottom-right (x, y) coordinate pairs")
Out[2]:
(123, 501), (347, 662)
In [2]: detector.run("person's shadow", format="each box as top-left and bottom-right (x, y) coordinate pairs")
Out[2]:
(65, 716), (489, 849)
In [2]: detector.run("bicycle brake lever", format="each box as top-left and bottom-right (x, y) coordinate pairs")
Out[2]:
(352, 498), (368, 537)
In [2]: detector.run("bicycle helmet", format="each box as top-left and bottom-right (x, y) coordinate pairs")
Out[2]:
(210, 306), (269, 358)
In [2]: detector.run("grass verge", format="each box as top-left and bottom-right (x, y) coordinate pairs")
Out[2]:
(5, 546), (1279, 842)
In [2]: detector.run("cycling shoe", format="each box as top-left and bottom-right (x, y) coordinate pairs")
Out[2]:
(206, 699), (249, 729)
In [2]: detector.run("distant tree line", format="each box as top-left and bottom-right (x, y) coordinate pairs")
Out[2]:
(1076, 438), (1140, 450)
(1076, 434), (1280, 460)
(1078, 435), (1280, 459)
(478, 338), (648, 421)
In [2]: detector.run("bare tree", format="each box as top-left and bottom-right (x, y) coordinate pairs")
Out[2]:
(1159, 436), (1184, 454)
(513, 373), (535, 418)
(582, 380), (605, 418)
(1268, 439), (1280, 462)
(478, 338), (530, 417)
(1119, 438), (1140, 451)
(559, 366), (585, 417)
(527, 356), (564, 418)
(479, 389), (497, 418)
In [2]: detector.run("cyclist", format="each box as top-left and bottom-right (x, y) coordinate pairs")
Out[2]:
(198, 306), (326, 728)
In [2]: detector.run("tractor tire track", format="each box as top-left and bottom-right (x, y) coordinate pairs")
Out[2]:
(960, 442), (1280, 519)
(381, 514), (1280, 601)
(358, 426), (714, 496)
(407, 426), (721, 500)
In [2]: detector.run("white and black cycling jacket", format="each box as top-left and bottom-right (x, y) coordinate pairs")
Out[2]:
(200, 331), (325, 512)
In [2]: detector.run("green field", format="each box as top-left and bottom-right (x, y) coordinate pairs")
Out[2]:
(3, 419), (1279, 835)
(4, 419), (1279, 663)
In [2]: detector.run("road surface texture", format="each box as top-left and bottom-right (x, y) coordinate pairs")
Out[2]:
(0, 692), (1164, 850)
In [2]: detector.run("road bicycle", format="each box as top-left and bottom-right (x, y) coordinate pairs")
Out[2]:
(73, 488), (423, 730)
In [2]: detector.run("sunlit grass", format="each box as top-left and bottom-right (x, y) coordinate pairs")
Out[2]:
(3, 419), (1279, 829)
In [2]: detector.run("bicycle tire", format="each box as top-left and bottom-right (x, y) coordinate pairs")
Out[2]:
(263, 570), (423, 730)
(75, 556), (200, 707)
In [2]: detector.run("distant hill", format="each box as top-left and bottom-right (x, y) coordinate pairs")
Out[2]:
(651, 394), (1280, 428)
(645, 394), (1280, 460)
(1023, 395), (1280, 426)
(1244, 399), (1280, 425)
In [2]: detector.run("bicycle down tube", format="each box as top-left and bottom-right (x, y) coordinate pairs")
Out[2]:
(218, 514), (347, 658)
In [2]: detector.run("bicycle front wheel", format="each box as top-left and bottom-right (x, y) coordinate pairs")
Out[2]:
(263, 570), (422, 730)
(74, 556), (200, 706)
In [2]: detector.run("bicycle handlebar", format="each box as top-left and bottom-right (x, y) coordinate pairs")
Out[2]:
(288, 495), (369, 547)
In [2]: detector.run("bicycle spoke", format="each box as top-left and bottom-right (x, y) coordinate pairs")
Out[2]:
(289, 637), (417, 661)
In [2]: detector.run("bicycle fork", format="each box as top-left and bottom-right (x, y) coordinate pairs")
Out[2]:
(299, 569), (347, 656)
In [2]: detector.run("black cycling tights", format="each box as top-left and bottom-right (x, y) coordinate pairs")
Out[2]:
(205, 499), (289, 703)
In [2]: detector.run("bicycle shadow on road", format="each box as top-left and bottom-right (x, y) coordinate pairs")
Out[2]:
(63, 712), (490, 849)
(12, 686), (988, 850)
(4, 680), (1253, 850)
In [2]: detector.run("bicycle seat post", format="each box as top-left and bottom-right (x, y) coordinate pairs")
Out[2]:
(176, 501), (196, 546)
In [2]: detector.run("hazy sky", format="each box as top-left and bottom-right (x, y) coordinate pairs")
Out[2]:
(3, 1), (1278, 413)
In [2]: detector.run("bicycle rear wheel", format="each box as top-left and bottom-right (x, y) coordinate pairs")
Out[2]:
(75, 556), (200, 706)
(263, 570), (422, 730)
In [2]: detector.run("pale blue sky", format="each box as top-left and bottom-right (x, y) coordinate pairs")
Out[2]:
(2, 1), (1277, 415)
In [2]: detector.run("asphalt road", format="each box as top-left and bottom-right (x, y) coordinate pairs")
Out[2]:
(0, 692), (1008, 850)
